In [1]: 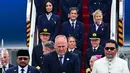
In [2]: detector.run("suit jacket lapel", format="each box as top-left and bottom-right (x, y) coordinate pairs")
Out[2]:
(13, 66), (18, 73)
(27, 66), (32, 73)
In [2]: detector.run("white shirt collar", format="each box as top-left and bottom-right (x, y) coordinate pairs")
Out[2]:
(18, 65), (28, 73)
(69, 19), (76, 24)
(2, 63), (9, 72)
(46, 12), (52, 20)
(68, 48), (75, 52)
(93, 45), (99, 50)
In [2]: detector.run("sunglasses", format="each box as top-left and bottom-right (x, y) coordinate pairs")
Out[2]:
(18, 57), (28, 60)
(105, 47), (115, 51)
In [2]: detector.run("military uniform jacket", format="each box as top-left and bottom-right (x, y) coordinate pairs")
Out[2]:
(6, 65), (40, 73)
(61, 21), (85, 51)
(38, 13), (60, 41)
(88, 22), (109, 47)
(84, 45), (104, 69)
(32, 44), (44, 72)
(43, 51), (80, 73)
(88, 0), (112, 14)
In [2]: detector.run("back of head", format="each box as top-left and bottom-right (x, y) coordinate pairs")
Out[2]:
(44, 41), (55, 50)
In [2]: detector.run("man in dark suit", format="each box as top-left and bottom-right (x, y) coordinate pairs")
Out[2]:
(61, 7), (85, 51)
(1, 49), (14, 73)
(67, 36), (82, 68)
(32, 28), (50, 73)
(60, 0), (82, 23)
(84, 33), (105, 70)
(43, 35), (80, 73)
(6, 50), (40, 73)
(88, 0), (112, 23)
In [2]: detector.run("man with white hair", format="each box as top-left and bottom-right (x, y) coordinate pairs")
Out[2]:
(1, 49), (14, 73)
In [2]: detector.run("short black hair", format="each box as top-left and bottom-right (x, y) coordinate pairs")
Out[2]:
(43, 0), (55, 13)
(69, 7), (79, 14)
(106, 39), (118, 49)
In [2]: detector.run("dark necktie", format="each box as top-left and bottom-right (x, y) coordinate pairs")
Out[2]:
(93, 49), (96, 52)
(70, 51), (73, 52)
(3, 66), (6, 72)
(72, 22), (74, 29)
(21, 68), (24, 73)
(59, 56), (63, 66)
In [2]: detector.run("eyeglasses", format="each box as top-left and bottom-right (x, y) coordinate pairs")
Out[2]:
(18, 57), (28, 60)
(105, 47), (115, 51)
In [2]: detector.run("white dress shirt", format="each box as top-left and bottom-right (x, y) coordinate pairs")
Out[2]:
(58, 55), (65, 64)
(69, 20), (77, 29)
(18, 65), (28, 73)
(92, 57), (130, 73)
(46, 13), (52, 20)
(2, 63), (9, 72)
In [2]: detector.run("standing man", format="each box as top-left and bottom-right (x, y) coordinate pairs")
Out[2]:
(6, 50), (40, 73)
(84, 33), (104, 70)
(1, 49), (14, 73)
(92, 39), (130, 73)
(60, 0), (82, 23)
(43, 35), (80, 73)
(61, 7), (85, 51)
(32, 28), (50, 73)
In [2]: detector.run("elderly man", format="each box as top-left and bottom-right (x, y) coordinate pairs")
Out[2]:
(43, 35), (80, 73)
(6, 50), (40, 73)
(1, 49), (14, 73)
(92, 39), (130, 73)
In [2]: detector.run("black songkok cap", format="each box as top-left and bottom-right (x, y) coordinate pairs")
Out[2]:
(17, 50), (29, 57)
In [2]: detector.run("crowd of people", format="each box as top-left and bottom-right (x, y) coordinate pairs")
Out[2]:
(0, 0), (129, 73)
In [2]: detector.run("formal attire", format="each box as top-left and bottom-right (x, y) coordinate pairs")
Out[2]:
(84, 45), (105, 69)
(60, 0), (82, 22)
(43, 51), (80, 73)
(88, 22), (109, 48)
(6, 65), (40, 73)
(32, 43), (44, 73)
(61, 20), (85, 51)
(88, 0), (112, 23)
(38, 13), (60, 41)
(2, 63), (14, 73)
(68, 48), (82, 68)
(92, 57), (130, 73)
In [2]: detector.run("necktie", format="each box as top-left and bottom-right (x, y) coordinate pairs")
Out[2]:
(70, 51), (73, 52)
(72, 22), (74, 29)
(59, 56), (63, 66)
(93, 49), (96, 52)
(21, 68), (24, 73)
(3, 66), (6, 72)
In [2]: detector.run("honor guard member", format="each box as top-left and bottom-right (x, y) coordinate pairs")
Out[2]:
(32, 28), (50, 73)
(6, 50), (40, 73)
